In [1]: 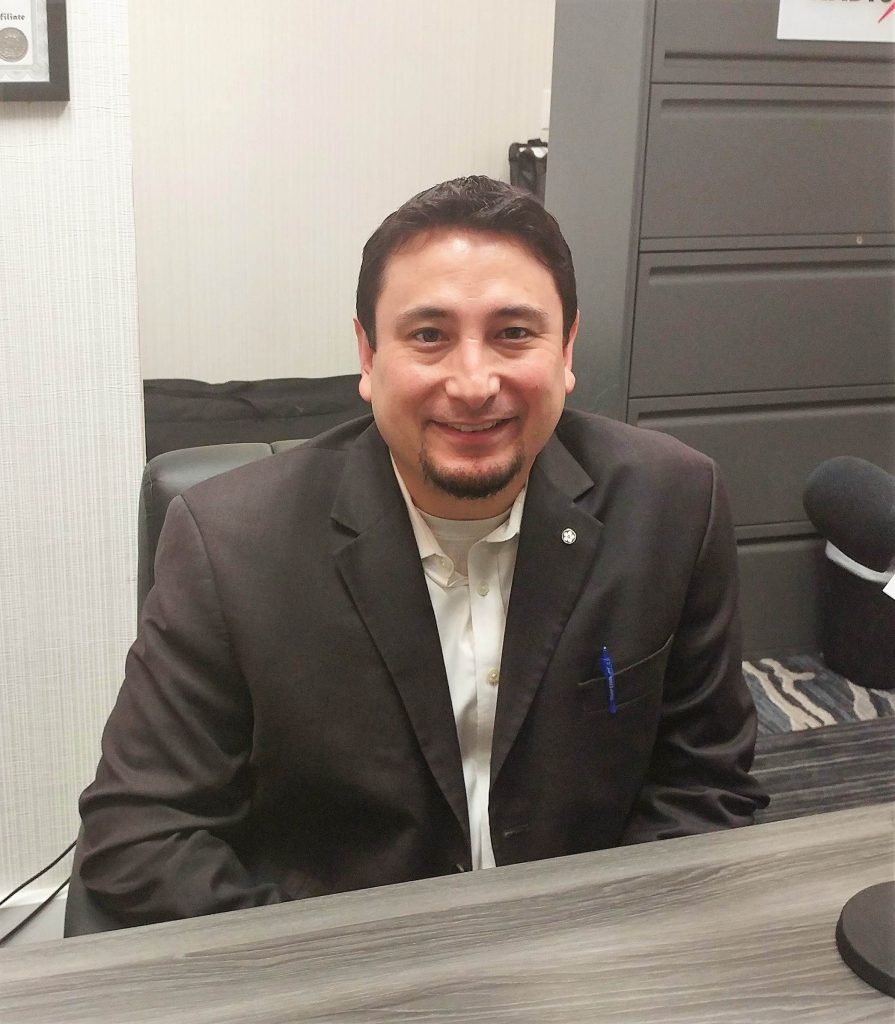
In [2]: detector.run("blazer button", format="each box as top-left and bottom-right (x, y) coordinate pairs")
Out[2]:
(501, 823), (529, 840)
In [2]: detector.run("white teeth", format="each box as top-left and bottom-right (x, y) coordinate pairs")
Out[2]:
(453, 421), (498, 432)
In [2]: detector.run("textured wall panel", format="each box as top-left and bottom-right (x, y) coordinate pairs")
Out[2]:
(0, 0), (143, 899)
(129, 0), (557, 382)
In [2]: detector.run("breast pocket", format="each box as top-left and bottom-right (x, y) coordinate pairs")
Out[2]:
(577, 633), (674, 717)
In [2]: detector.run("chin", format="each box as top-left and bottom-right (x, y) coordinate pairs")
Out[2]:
(420, 451), (525, 501)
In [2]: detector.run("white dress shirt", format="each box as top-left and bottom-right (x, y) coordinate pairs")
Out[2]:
(392, 464), (526, 868)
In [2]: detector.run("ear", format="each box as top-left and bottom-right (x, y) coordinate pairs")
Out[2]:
(563, 310), (579, 395)
(354, 318), (374, 403)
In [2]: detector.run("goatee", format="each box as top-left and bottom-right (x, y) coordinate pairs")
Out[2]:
(419, 449), (525, 501)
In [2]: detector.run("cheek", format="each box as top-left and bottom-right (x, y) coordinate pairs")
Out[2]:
(514, 366), (570, 438)
(369, 362), (430, 420)
(516, 362), (570, 403)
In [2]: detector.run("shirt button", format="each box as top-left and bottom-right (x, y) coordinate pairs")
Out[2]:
(477, 581), (490, 597)
(487, 668), (499, 685)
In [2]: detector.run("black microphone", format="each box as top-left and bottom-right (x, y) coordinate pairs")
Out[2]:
(803, 457), (895, 573)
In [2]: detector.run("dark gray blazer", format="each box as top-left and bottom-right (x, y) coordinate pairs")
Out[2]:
(79, 410), (767, 924)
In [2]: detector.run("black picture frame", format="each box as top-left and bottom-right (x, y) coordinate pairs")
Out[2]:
(0, 0), (68, 101)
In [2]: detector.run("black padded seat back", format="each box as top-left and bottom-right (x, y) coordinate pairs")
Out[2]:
(142, 375), (367, 460)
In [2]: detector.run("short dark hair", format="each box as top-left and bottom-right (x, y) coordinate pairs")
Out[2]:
(356, 175), (577, 348)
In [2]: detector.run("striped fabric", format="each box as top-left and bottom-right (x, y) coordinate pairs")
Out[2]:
(743, 655), (895, 736)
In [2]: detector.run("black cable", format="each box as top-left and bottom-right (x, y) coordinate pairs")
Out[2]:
(0, 875), (70, 947)
(0, 839), (76, 908)
(0, 839), (77, 946)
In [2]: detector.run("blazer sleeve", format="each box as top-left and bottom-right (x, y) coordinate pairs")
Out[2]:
(621, 461), (769, 844)
(78, 495), (291, 924)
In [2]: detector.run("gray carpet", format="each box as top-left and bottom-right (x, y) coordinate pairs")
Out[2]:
(752, 717), (895, 823)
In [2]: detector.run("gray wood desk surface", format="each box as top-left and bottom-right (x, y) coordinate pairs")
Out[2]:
(2, 804), (893, 1023)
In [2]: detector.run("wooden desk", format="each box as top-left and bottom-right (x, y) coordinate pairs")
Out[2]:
(2, 804), (893, 1023)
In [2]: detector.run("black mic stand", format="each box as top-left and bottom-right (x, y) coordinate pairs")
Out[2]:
(836, 880), (894, 997)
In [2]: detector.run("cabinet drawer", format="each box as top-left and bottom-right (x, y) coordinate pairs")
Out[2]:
(629, 248), (895, 397)
(653, 0), (895, 87)
(737, 536), (824, 656)
(641, 86), (895, 239)
(629, 397), (895, 527)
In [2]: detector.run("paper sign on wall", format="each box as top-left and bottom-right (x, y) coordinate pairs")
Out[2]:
(778, 0), (895, 42)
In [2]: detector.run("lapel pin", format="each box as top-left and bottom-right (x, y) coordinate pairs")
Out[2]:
(561, 528), (577, 545)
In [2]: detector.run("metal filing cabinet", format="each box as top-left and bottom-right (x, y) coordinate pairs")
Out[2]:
(548, 0), (895, 655)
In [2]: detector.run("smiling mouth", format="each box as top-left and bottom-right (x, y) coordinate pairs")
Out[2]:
(451, 420), (502, 433)
(436, 418), (513, 433)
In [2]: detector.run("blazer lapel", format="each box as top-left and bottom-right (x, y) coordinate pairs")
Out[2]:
(491, 435), (604, 784)
(329, 426), (469, 840)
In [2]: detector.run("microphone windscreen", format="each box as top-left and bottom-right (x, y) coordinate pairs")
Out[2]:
(803, 457), (895, 573)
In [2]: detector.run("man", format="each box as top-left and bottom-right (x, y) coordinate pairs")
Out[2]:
(79, 176), (767, 924)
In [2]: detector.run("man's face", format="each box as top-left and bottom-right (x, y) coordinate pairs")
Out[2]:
(355, 228), (577, 519)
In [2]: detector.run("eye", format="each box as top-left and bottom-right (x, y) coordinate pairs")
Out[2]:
(412, 327), (443, 344)
(498, 326), (531, 341)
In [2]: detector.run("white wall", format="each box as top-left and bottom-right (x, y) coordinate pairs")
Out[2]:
(131, 0), (557, 382)
(0, 0), (143, 919)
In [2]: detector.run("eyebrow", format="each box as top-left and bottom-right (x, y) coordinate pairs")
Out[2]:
(393, 306), (450, 333)
(393, 303), (551, 333)
(492, 305), (550, 329)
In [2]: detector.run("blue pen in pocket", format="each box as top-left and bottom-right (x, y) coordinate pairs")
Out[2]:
(600, 645), (617, 715)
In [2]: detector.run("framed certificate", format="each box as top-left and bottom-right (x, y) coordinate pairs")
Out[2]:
(0, 0), (68, 100)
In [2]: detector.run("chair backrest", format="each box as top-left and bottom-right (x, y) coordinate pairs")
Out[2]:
(137, 439), (305, 613)
(65, 439), (306, 936)
(142, 375), (367, 460)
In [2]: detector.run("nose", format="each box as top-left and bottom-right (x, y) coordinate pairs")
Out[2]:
(443, 338), (500, 407)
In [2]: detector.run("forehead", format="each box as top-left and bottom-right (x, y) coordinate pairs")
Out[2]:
(377, 228), (560, 312)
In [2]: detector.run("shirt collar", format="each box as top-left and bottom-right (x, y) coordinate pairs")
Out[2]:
(390, 457), (527, 567)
